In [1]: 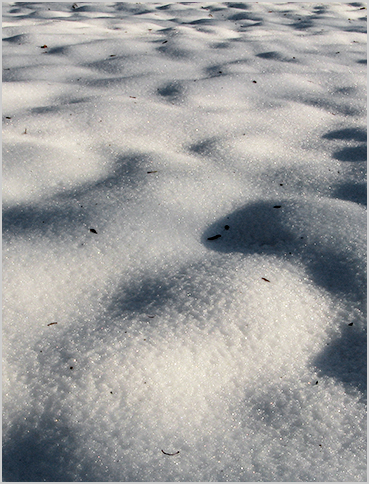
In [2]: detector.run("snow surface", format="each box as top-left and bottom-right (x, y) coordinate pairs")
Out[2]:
(2, 1), (367, 481)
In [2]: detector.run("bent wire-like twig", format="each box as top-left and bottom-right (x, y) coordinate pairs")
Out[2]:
(161, 450), (180, 456)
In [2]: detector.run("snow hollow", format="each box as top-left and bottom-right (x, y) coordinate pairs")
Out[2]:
(2, 1), (367, 482)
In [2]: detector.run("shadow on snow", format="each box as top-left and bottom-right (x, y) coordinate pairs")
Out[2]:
(202, 200), (367, 396)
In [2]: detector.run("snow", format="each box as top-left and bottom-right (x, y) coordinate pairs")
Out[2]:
(2, 1), (367, 482)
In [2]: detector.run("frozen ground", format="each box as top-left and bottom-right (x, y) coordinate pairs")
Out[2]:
(2, 1), (367, 482)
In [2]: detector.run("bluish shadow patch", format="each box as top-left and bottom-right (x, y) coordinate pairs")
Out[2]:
(228, 12), (261, 21)
(333, 145), (367, 162)
(3, 152), (151, 239)
(314, 323), (367, 396)
(188, 137), (219, 157)
(238, 21), (263, 29)
(2, 416), (95, 482)
(225, 2), (250, 10)
(107, 275), (175, 321)
(157, 81), (185, 103)
(81, 75), (142, 88)
(2, 67), (26, 82)
(2, 33), (29, 43)
(333, 86), (357, 96)
(306, 249), (366, 303)
(202, 200), (366, 301)
(30, 96), (93, 115)
(302, 98), (363, 117)
(202, 199), (367, 394)
(47, 45), (70, 55)
(2, 203), (86, 239)
(30, 104), (64, 114)
(322, 127), (366, 142)
(344, 24), (367, 34)
(187, 18), (217, 26)
(202, 201), (297, 253)
(210, 42), (231, 49)
(75, 153), (149, 194)
(333, 181), (367, 206)
(114, 2), (152, 14)
(155, 3), (172, 10)
(290, 18), (315, 30)
(156, 43), (190, 59)
(256, 51), (296, 62)
(312, 4), (329, 14)
(204, 64), (228, 77)
(86, 56), (129, 75)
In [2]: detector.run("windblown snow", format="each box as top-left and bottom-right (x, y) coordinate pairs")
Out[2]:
(2, 2), (367, 481)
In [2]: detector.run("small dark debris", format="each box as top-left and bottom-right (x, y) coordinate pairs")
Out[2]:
(110, 391), (113, 394)
(208, 234), (221, 240)
(280, 183), (283, 186)
(90, 228), (98, 234)
(161, 450), (180, 456)
(5, 116), (11, 119)
(47, 322), (58, 326)
(162, 40), (168, 44)
(147, 171), (158, 174)
(129, 96), (136, 99)
(224, 225), (230, 230)
(315, 381), (318, 385)
(348, 322), (354, 326)
(273, 205), (281, 208)
(219, 71), (223, 74)
(261, 277), (270, 282)
(22, 128), (27, 135)
(110, 54), (116, 57)
(252, 80), (257, 83)
(336, 52), (340, 54)
(41, 45), (47, 49)
(70, 366), (74, 370)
